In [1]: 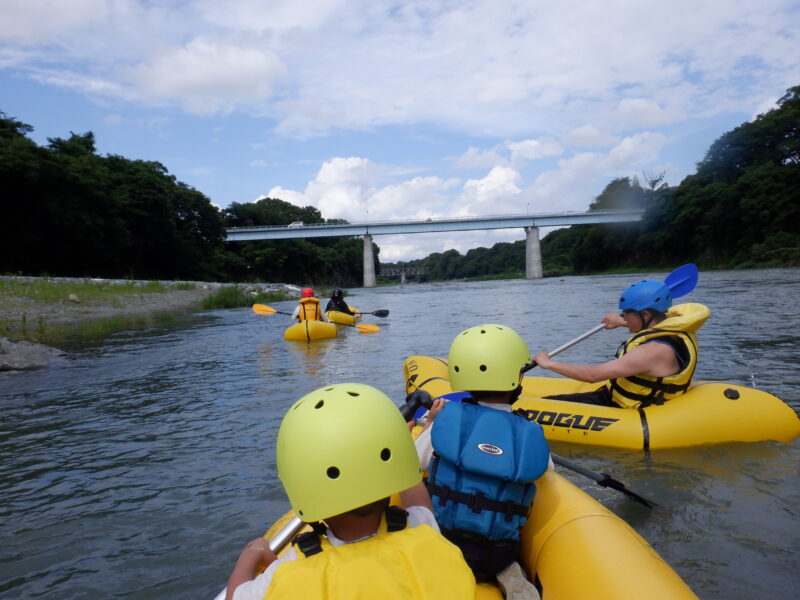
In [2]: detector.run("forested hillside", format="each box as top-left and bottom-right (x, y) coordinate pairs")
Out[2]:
(383, 85), (800, 280)
(0, 114), (371, 286)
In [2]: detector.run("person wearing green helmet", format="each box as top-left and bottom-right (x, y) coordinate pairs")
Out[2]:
(413, 325), (551, 600)
(225, 383), (475, 600)
(533, 276), (710, 409)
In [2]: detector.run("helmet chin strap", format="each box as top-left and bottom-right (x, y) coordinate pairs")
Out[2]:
(509, 385), (523, 405)
(637, 310), (654, 330)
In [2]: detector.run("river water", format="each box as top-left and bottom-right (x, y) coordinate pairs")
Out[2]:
(2, 268), (799, 599)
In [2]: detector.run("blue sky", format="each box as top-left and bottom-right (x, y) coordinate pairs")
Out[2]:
(2, 0), (799, 261)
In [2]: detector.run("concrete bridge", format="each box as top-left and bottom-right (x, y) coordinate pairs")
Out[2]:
(225, 209), (644, 287)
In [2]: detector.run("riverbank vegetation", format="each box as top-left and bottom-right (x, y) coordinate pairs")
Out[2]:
(382, 85), (800, 280)
(0, 278), (292, 345)
(197, 285), (291, 310)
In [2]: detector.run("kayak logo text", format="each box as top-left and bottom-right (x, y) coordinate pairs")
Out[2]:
(517, 409), (619, 432)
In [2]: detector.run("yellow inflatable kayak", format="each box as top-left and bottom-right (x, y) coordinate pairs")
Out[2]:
(325, 305), (362, 326)
(404, 356), (800, 451)
(284, 320), (338, 341)
(238, 467), (696, 600)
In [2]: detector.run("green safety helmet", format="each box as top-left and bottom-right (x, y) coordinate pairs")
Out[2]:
(276, 383), (421, 522)
(448, 324), (530, 392)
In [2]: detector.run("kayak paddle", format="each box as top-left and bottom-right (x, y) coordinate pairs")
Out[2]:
(353, 309), (390, 318)
(252, 304), (380, 333)
(551, 454), (658, 508)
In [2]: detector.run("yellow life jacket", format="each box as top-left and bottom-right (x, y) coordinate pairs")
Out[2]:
(606, 303), (711, 409)
(298, 297), (321, 321)
(264, 508), (475, 600)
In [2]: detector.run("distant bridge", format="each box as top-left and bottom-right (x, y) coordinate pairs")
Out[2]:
(226, 210), (644, 287)
(379, 266), (429, 283)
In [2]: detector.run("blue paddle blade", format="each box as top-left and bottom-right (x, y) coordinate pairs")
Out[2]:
(664, 263), (698, 298)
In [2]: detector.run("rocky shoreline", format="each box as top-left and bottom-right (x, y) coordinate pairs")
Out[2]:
(0, 277), (301, 372)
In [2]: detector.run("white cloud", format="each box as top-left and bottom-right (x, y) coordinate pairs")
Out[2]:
(459, 166), (522, 214)
(522, 132), (670, 213)
(264, 186), (308, 206)
(269, 157), (459, 223)
(0, 0), (111, 45)
(564, 125), (621, 148)
(614, 98), (679, 129)
(126, 37), (286, 114)
(452, 146), (507, 170)
(507, 139), (563, 163)
(3, 0), (798, 132)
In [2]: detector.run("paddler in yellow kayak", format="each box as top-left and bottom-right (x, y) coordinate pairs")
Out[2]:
(533, 264), (710, 409)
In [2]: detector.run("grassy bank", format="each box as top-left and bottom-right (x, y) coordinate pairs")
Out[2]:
(0, 278), (293, 346)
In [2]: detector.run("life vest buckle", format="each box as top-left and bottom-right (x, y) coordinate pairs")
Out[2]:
(293, 530), (323, 557)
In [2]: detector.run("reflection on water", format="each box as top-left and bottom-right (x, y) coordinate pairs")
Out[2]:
(1, 268), (799, 599)
(282, 338), (338, 378)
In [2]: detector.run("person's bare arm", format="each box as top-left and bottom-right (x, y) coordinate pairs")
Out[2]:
(534, 342), (678, 383)
(225, 539), (278, 600)
(399, 480), (433, 510)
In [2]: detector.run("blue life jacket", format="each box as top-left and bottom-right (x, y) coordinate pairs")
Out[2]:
(427, 394), (550, 544)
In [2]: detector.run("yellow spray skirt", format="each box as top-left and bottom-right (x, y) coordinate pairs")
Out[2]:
(404, 355), (800, 451)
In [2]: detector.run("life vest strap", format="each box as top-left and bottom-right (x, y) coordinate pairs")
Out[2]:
(385, 506), (409, 532)
(625, 375), (691, 395)
(427, 480), (530, 521)
(292, 507), (408, 558)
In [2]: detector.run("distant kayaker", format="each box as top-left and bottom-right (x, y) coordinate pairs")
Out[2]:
(290, 287), (329, 322)
(324, 288), (354, 315)
(533, 277), (710, 408)
(225, 383), (476, 600)
(413, 325), (551, 600)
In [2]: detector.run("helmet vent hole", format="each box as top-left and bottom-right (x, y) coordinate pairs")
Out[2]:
(380, 448), (391, 461)
(454, 365), (460, 372)
(347, 391), (360, 397)
(480, 329), (486, 334)
(315, 400), (324, 409)
(327, 466), (340, 479)
(479, 365), (487, 372)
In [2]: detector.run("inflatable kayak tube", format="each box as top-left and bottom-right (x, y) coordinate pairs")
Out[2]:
(404, 355), (800, 451)
(284, 320), (337, 342)
(215, 467), (696, 599)
(325, 305), (362, 326)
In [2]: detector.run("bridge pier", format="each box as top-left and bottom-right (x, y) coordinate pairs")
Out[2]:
(363, 234), (376, 288)
(525, 226), (543, 279)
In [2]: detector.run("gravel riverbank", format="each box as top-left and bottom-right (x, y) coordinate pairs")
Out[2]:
(0, 276), (301, 371)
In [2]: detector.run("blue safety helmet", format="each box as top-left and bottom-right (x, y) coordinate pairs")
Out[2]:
(618, 279), (672, 313)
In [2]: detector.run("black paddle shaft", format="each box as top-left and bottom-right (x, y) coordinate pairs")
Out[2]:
(552, 454), (657, 509)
